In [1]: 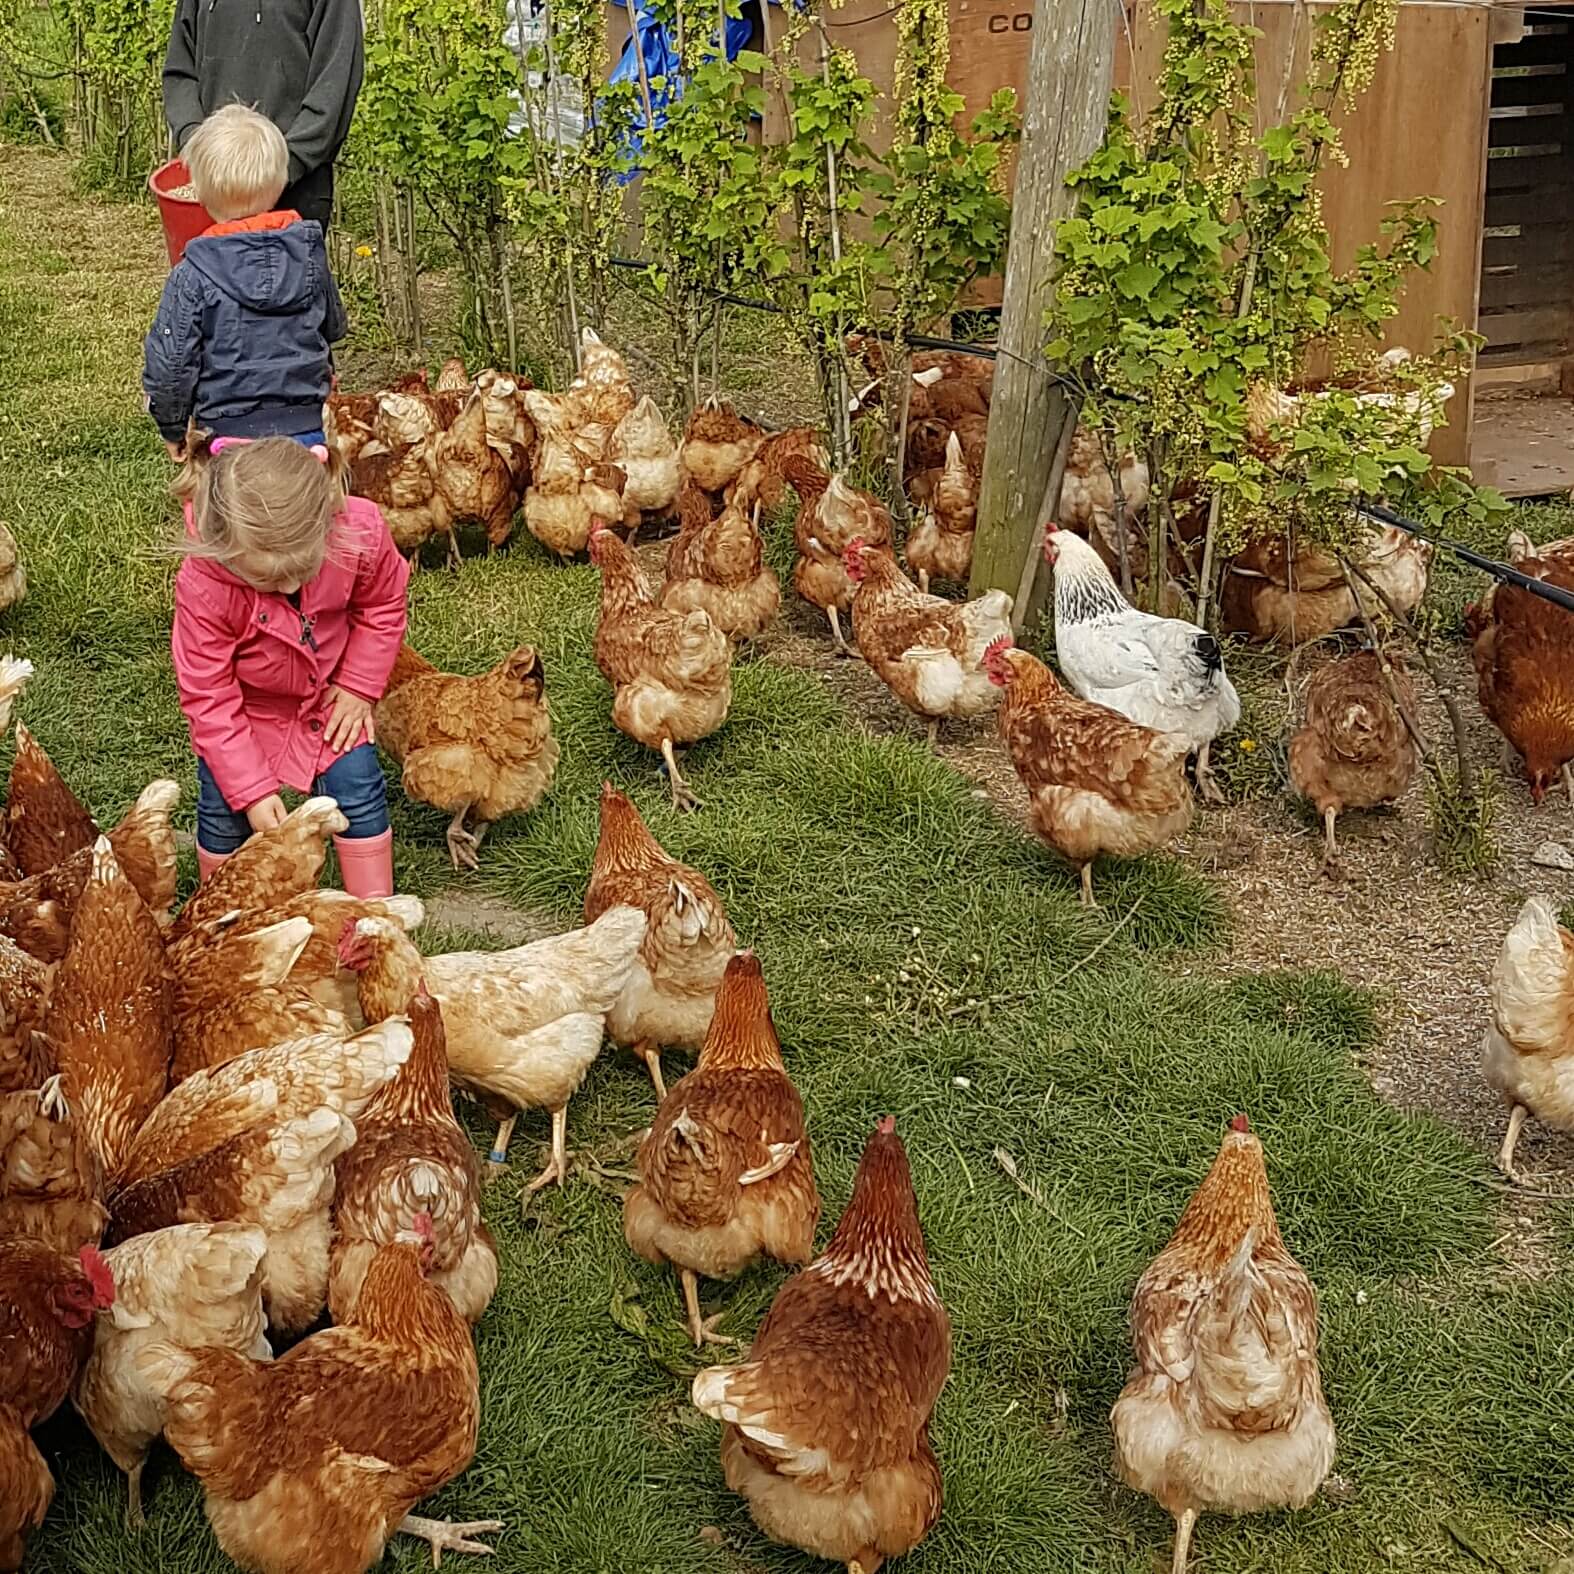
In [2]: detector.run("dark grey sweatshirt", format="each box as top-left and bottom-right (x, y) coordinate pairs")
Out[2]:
(162, 0), (365, 186)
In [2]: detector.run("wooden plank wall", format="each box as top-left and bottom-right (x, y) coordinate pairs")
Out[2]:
(1480, 14), (1574, 371)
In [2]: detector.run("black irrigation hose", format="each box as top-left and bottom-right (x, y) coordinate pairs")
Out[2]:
(1357, 500), (1574, 616)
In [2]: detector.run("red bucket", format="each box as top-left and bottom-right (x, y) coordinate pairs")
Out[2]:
(149, 159), (214, 266)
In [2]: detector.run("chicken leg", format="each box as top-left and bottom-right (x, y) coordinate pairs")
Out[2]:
(1497, 1101), (1530, 1181)
(660, 738), (701, 813)
(397, 1514), (503, 1565)
(526, 1105), (570, 1191)
(849, 1553), (886, 1574)
(680, 1268), (738, 1348)
(917, 569), (930, 594)
(827, 606), (853, 658)
(633, 1038), (668, 1100)
(1078, 863), (1096, 908)
(1170, 1508), (1198, 1574)
(1195, 741), (1225, 805)
(126, 1459), (145, 1531)
(485, 1114), (517, 1181)
(1564, 762), (1574, 805)
(925, 719), (940, 750)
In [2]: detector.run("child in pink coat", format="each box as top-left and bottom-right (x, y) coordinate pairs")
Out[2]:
(171, 434), (410, 896)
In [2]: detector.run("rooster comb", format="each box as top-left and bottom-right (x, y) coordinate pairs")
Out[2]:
(876, 1115), (896, 1136)
(983, 635), (1013, 663)
(1229, 1113), (1250, 1134)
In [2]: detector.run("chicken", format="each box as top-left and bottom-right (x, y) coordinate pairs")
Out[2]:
(433, 382), (519, 556)
(681, 399), (765, 496)
(904, 432), (978, 592)
(845, 539), (1013, 747)
(1287, 649), (1417, 868)
(0, 777), (181, 961)
(692, 1117), (950, 1574)
(905, 413), (988, 489)
(0, 937), (51, 1095)
(74, 1222), (270, 1528)
(1044, 522), (1241, 801)
(584, 783), (736, 1097)
(169, 913), (347, 1083)
(612, 395), (682, 527)
(0, 526), (25, 617)
(435, 357), (470, 393)
(0, 1080), (106, 1255)
(0, 655), (31, 738)
(624, 952), (818, 1345)
(340, 905), (647, 1189)
(1466, 533), (1574, 804)
(474, 367), (536, 492)
(1111, 1115), (1335, 1573)
(374, 642), (559, 870)
(728, 427), (825, 515)
(137, 1221), (498, 1574)
(1483, 895), (1574, 1180)
(591, 526), (732, 814)
(172, 796), (348, 943)
(567, 326), (636, 444)
(348, 398), (452, 560)
(986, 641), (1193, 906)
(522, 413), (627, 558)
(785, 457), (894, 656)
(325, 370), (433, 466)
(45, 839), (172, 1179)
(1056, 425), (1150, 573)
(907, 366), (989, 427)
(191, 890), (426, 1024)
(107, 1020), (414, 1334)
(1221, 525), (1432, 646)
(329, 987), (496, 1325)
(0, 1240), (116, 1570)
(5, 723), (97, 877)
(661, 495), (781, 639)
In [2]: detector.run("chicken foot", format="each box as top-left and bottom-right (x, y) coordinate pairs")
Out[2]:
(446, 804), (484, 871)
(1497, 1101), (1530, 1181)
(1169, 1508), (1198, 1574)
(445, 530), (463, 571)
(1194, 741), (1225, 806)
(1078, 863), (1097, 909)
(1565, 762), (1574, 806)
(397, 1514), (503, 1566)
(680, 1268), (739, 1348)
(526, 1105), (570, 1191)
(660, 738), (702, 813)
(848, 1554), (886, 1574)
(633, 1037), (668, 1100)
(925, 719), (940, 750)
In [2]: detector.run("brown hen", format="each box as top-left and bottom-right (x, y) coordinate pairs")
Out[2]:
(692, 1117), (951, 1574)
(1466, 533), (1574, 803)
(329, 988), (496, 1325)
(681, 399), (766, 495)
(45, 839), (172, 1179)
(375, 642), (559, 870)
(0, 937), (51, 1094)
(1288, 649), (1417, 866)
(661, 496), (781, 639)
(987, 642), (1193, 906)
(138, 1225), (497, 1574)
(0, 1080), (106, 1255)
(5, 724), (97, 877)
(785, 459), (894, 655)
(625, 952), (818, 1345)
(1112, 1115), (1334, 1574)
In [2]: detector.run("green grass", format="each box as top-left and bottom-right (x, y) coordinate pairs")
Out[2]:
(4, 145), (1573, 1573)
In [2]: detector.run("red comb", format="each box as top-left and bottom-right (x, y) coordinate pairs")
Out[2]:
(876, 1115), (896, 1136)
(1229, 1113), (1250, 1133)
(1044, 519), (1061, 534)
(415, 979), (432, 1003)
(79, 1245), (115, 1308)
(413, 1211), (435, 1241)
(983, 635), (1013, 662)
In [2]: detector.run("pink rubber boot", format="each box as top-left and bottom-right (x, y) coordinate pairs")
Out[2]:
(334, 829), (394, 899)
(196, 846), (232, 884)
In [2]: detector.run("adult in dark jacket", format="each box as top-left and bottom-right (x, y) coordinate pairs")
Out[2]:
(143, 105), (346, 451)
(162, 0), (363, 230)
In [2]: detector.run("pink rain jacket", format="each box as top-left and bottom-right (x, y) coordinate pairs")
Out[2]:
(172, 495), (410, 811)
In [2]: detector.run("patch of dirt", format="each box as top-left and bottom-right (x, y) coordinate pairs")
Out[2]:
(423, 887), (563, 945)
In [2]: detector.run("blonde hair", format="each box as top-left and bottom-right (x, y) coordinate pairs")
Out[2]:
(174, 436), (350, 591)
(184, 105), (289, 222)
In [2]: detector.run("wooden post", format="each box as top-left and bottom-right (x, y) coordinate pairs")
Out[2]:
(968, 0), (1115, 622)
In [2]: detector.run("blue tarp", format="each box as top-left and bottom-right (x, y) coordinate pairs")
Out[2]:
(607, 0), (767, 137)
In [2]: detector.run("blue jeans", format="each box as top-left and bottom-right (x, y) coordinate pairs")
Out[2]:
(196, 743), (389, 854)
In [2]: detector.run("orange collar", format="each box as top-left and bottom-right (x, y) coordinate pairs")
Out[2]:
(202, 209), (303, 238)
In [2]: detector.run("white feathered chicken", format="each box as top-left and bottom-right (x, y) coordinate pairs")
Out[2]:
(1044, 522), (1240, 800)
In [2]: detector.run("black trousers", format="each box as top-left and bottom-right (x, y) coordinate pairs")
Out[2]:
(281, 163), (334, 230)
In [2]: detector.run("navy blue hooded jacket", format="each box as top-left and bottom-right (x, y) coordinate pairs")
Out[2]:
(141, 214), (346, 443)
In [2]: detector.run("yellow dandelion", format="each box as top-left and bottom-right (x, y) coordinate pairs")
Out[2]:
(1238, 738), (1257, 753)
(354, 244), (373, 258)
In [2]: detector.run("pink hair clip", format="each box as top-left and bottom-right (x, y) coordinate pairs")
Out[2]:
(310, 444), (329, 463)
(209, 436), (247, 455)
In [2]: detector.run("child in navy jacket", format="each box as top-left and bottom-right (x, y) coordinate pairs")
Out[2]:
(143, 104), (345, 456)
